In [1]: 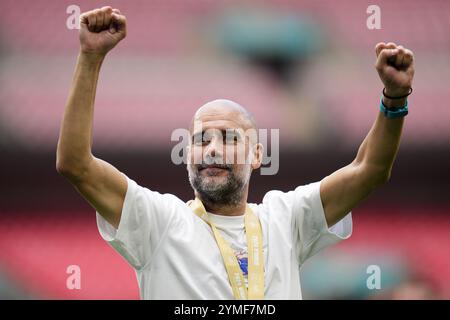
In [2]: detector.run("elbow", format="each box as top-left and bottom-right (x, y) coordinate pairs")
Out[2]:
(56, 141), (93, 178)
(371, 168), (392, 187)
(56, 155), (90, 181)
(56, 159), (71, 176)
(356, 161), (392, 187)
(56, 158), (76, 178)
(56, 143), (70, 176)
(378, 170), (391, 185)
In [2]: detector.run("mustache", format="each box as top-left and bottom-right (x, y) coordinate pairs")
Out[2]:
(197, 163), (232, 171)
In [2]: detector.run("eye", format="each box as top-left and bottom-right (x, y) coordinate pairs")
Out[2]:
(193, 133), (205, 145)
(193, 132), (213, 146)
(225, 130), (240, 144)
(225, 134), (238, 144)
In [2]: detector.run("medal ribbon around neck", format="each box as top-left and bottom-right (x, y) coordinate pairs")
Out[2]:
(188, 197), (264, 300)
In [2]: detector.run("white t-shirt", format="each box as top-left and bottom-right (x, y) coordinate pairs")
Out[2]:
(96, 175), (352, 299)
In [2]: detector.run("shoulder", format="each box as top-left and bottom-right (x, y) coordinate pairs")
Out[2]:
(124, 176), (192, 224)
(127, 176), (186, 206)
(250, 181), (322, 221)
(260, 181), (321, 208)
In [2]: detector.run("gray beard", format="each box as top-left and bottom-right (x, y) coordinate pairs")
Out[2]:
(189, 169), (246, 207)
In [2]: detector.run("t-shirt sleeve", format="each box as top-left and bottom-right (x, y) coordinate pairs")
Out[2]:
(96, 174), (183, 270)
(291, 179), (352, 264)
(262, 179), (352, 266)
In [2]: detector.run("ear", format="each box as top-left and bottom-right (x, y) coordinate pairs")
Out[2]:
(251, 143), (263, 170)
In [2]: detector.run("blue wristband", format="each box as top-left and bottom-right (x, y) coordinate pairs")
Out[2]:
(379, 96), (409, 119)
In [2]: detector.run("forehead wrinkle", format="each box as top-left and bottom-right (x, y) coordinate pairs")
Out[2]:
(192, 118), (244, 133)
(190, 108), (256, 134)
(188, 100), (258, 149)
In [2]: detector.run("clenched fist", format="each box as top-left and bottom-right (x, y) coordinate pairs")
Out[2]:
(79, 6), (126, 56)
(375, 42), (415, 98)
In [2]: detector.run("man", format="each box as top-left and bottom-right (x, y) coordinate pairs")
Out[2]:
(56, 7), (415, 299)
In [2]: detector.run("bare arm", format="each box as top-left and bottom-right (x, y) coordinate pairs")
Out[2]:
(56, 6), (127, 229)
(320, 42), (415, 227)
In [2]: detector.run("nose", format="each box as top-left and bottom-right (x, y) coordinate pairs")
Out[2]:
(204, 135), (224, 163)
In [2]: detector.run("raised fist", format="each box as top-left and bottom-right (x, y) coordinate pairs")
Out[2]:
(79, 6), (126, 56)
(375, 42), (415, 97)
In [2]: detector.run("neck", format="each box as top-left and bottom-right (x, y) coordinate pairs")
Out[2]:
(195, 185), (249, 216)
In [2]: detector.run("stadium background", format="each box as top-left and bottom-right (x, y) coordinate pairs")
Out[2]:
(0, 0), (449, 299)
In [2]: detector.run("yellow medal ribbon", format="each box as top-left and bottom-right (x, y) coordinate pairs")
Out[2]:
(188, 197), (265, 300)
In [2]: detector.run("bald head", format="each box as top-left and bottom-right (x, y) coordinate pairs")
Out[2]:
(187, 99), (263, 209)
(189, 99), (257, 134)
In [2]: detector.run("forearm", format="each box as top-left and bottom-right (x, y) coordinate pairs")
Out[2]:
(319, 43), (414, 226)
(354, 96), (406, 182)
(56, 52), (105, 174)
